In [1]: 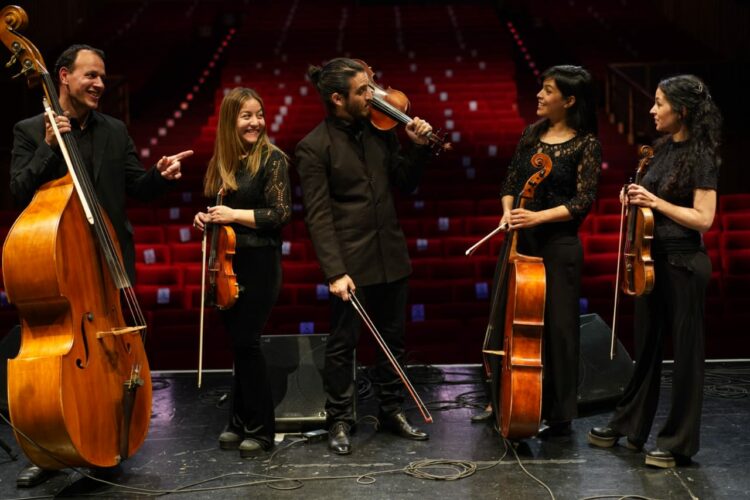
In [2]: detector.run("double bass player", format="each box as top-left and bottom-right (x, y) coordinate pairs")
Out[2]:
(9, 43), (191, 488)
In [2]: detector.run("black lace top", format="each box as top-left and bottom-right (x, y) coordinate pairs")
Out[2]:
(501, 128), (601, 231)
(640, 139), (718, 254)
(221, 149), (292, 247)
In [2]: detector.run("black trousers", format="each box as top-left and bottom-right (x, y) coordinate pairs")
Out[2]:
(531, 233), (583, 423)
(219, 246), (281, 448)
(325, 278), (408, 426)
(608, 251), (710, 457)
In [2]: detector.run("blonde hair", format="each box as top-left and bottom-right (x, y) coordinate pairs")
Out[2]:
(203, 87), (285, 197)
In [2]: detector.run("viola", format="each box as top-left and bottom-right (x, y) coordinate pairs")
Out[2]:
(197, 190), (239, 387)
(0, 5), (151, 468)
(353, 58), (451, 155)
(206, 191), (239, 310)
(610, 145), (655, 358)
(481, 153), (552, 439)
(622, 145), (655, 296)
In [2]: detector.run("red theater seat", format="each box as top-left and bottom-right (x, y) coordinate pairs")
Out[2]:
(135, 285), (185, 309)
(136, 264), (182, 286)
(722, 213), (750, 231)
(134, 244), (171, 265)
(720, 194), (750, 213)
(133, 226), (165, 244)
(592, 215), (623, 234)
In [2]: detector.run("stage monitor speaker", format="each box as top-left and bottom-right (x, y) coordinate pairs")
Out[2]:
(578, 314), (634, 406)
(261, 334), (332, 432)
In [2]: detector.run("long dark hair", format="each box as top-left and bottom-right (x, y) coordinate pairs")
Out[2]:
(521, 65), (597, 149)
(654, 74), (722, 198)
(307, 58), (365, 113)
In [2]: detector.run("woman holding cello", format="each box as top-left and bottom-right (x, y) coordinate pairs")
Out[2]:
(588, 75), (721, 468)
(475, 65), (601, 437)
(193, 87), (291, 457)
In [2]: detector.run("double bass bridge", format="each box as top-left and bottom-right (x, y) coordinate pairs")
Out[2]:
(96, 325), (146, 340)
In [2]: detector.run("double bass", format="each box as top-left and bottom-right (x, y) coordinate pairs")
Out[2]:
(481, 153), (552, 439)
(0, 6), (151, 468)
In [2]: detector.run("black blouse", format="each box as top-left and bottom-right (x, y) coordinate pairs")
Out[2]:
(221, 149), (292, 248)
(640, 139), (718, 254)
(501, 129), (601, 230)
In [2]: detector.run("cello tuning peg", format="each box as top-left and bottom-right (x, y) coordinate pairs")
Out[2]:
(5, 53), (17, 68)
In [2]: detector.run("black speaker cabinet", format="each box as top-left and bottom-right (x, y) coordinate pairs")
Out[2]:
(578, 314), (634, 405)
(261, 334), (331, 431)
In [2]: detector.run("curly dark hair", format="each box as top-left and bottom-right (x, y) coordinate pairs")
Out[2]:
(654, 74), (722, 198)
(521, 65), (598, 149)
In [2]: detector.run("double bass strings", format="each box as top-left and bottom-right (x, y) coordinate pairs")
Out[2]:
(41, 71), (147, 333)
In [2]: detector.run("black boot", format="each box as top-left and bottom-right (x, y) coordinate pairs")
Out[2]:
(328, 421), (351, 455)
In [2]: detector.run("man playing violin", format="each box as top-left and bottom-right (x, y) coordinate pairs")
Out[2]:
(9, 44), (191, 488)
(295, 57), (433, 455)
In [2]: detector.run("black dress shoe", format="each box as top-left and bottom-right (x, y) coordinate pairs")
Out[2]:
(381, 411), (429, 441)
(538, 420), (572, 439)
(588, 426), (641, 450)
(470, 409), (493, 423)
(328, 421), (351, 455)
(17, 463), (53, 488)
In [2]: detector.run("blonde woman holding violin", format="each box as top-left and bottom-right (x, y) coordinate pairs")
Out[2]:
(589, 75), (722, 468)
(193, 87), (291, 457)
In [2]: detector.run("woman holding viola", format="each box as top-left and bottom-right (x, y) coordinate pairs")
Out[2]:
(476, 66), (601, 436)
(193, 87), (291, 457)
(589, 75), (722, 468)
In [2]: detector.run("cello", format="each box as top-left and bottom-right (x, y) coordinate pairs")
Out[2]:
(610, 145), (655, 357)
(480, 153), (552, 439)
(0, 6), (151, 468)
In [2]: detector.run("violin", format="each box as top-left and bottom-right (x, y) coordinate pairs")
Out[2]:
(481, 153), (552, 439)
(353, 59), (451, 155)
(206, 191), (239, 310)
(197, 190), (239, 387)
(610, 145), (655, 358)
(622, 146), (655, 296)
(0, 5), (151, 468)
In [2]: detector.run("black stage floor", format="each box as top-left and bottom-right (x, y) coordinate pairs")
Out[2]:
(0, 363), (749, 499)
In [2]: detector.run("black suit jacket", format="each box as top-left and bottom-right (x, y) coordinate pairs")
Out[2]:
(295, 117), (430, 287)
(10, 111), (172, 283)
